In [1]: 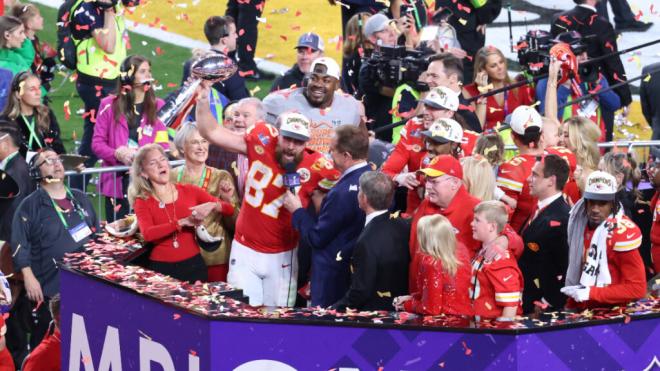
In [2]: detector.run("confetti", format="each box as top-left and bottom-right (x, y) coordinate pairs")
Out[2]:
(461, 341), (472, 356)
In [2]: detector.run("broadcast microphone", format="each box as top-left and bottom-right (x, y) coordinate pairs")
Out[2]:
(282, 162), (301, 194)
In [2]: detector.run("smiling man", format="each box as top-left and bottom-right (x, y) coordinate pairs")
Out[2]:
(262, 57), (365, 154)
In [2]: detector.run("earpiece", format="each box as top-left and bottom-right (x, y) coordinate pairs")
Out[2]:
(120, 57), (135, 86)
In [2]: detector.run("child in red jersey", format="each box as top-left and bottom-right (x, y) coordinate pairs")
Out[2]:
(470, 201), (524, 320)
(395, 215), (472, 316)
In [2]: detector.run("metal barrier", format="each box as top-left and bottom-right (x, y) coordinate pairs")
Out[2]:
(64, 160), (185, 222)
(504, 140), (660, 152)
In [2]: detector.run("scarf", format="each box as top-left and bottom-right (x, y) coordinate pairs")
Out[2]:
(566, 199), (621, 288)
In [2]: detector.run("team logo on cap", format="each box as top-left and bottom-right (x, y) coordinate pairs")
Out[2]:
(587, 176), (613, 189)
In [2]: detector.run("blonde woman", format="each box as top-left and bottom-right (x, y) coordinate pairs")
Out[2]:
(128, 144), (235, 283)
(393, 215), (472, 316)
(564, 117), (601, 192)
(462, 46), (534, 130)
(462, 155), (517, 210)
(172, 122), (239, 282)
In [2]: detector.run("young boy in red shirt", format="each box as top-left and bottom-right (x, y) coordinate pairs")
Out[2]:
(470, 201), (524, 320)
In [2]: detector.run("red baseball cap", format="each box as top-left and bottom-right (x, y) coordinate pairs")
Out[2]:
(417, 154), (463, 179)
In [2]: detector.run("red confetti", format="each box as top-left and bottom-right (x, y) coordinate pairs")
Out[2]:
(457, 3), (471, 13)
(461, 341), (472, 356)
(155, 47), (164, 56)
(173, 313), (181, 320)
(588, 14), (597, 25)
(635, 10), (643, 21)
(75, 24), (90, 31)
(295, 9), (302, 17)
(238, 28), (245, 36)
(550, 220), (561, 227)
(246, 44), (253, 52)
(588, 84), (602, 95)
(613, 72), (625, 82)
(559, 15), (572, 26)
(189, 350), (197, 356)
(624, 315), (631, 324)
(459, 104), (475, 112)
(103, 55), (118, 67)
(114, 204), (122, 213)
(605, 41), (614, 52)
(167, 83), (178, 88)
(534, 300), (549, 310)
(239, 70), (255, 77)
(255, 1), (265, 11)
(291, 25), (301, 31)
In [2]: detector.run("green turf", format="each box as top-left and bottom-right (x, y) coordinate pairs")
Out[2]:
(32, 2), (273, 153)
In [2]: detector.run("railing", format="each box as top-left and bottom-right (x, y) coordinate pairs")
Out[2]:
(504, 140), (660, 152)
(63, 160), (185, 221)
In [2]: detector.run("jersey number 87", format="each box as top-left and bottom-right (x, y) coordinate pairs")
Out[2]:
(244, 160), (285, 219)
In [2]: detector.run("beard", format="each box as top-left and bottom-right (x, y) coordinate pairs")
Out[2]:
(275, 147), (303, 170)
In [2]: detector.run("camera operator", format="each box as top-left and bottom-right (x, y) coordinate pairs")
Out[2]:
(551, 0), (631, 142)
(434, 0), (502, 85)
(358, 13), (419, 142)
(536, 31), (621, 141)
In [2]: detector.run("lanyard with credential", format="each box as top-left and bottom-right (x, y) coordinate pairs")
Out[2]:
(20, 115), (43, 149)
(50, 188), (87, 229)
(177, 166), (211, 190)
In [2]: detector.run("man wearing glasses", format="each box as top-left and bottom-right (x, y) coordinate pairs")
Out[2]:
(9, 149), (98, 358)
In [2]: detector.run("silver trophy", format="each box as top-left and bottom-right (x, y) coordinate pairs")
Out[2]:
(157, 54), (238, 129)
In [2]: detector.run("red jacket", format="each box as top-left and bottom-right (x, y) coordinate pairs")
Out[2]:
(404, 245), (473, 316)
(382, 118), (426, 214)
(651, 191), (660, 274)
(22, 328), (61, 371)
(568, 215), (646, 309)
(470, 247), (524, 319)
(409, 186), (523, 292)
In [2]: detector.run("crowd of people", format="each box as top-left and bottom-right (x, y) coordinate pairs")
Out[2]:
(0, 0), (659, 369)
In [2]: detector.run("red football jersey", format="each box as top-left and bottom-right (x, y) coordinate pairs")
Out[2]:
(569, 215), (646, 309)
(470, 248), (523, 319)
(497, 154), (538, 232)
(382, 118), (427, 214)
(234, 124), (340, 254)
(461, 130), (480, 157)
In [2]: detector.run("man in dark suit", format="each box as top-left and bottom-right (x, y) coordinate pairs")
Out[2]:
(641, 62), (660, 159)
(284, 126), (371, 307)
(551, 0), (632, 142)
(519, 154), (571, 314)
(333, 171), (410, 311)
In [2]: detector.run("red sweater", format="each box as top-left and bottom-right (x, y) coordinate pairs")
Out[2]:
(404, 245), (473, 316)
(134, 183), (234, 262)
(22, 329), (60, 371)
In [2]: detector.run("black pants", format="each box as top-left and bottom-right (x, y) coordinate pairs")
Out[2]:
(103, 173), (130, 222)
(225, 0), (263, 73)
(149, 254), (208, 283)
(596, 0), (636, 26)
(5, 292), (52, 367)
(70, 80), (115, 191)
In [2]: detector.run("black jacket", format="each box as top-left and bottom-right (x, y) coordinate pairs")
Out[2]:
(519, 195), (570, 313)
(435, 0), (502, 56)
(551, 5), (632, 106)
(11, 187), (99, 297)
(641, 63), (660, 159)
(270, 64), (305, 92)
(333, 212), (411, 311)
(0, 154), (34, 242)
(181, 49), (249, 101)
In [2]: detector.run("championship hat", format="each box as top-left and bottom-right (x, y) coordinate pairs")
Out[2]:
(278, 112), (311, 142)
(421, 86), (460, 111)
(583, 171), (617, 201)
(509, 105), (543, 136)
(421, 118), (463, 144)
(417, 154), (463, 179)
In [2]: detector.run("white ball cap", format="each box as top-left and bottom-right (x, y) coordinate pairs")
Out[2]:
(278, 112), (311, 142)
(310, 57), (341, 80)
(509, 105), (543, 135)
(584, 170), (618, 201)
(421, 118), (463, 144)
(421, 86), (460, 112)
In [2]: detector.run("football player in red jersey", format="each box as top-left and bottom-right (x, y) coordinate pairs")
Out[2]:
(196, 84), (339, 306)
(497, 106), (546, 233)
(382, 87), (459, 214)
(649, 159), (660, 275)
(470, 201), (524, 320)
(562, 171), (646, 309)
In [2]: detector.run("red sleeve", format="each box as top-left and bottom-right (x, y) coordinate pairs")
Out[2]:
(501, 224), (524, 260)
(244, 123), (279, 160)
(405, 256), (445, 315)
(187, 184), (235, 216)
(134, 198), (179, 242)
(382, 140), (411, 178)
(485, 262), (523, 308)
(497, 159), (525, 202)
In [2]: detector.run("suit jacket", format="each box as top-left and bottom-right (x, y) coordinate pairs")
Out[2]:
(0, 154), (34, 242)
(551, 6), (632, 106)
(333, 212), (411, 311)
(519, 195), (570, 313)
(641, 62), (660, 159)
(292, 163), (370, 307)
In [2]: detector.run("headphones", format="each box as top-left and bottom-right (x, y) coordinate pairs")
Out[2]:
(11, 71), (30, 93)
(120, 57), (135, 86)
(28, 152), (44, 181)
